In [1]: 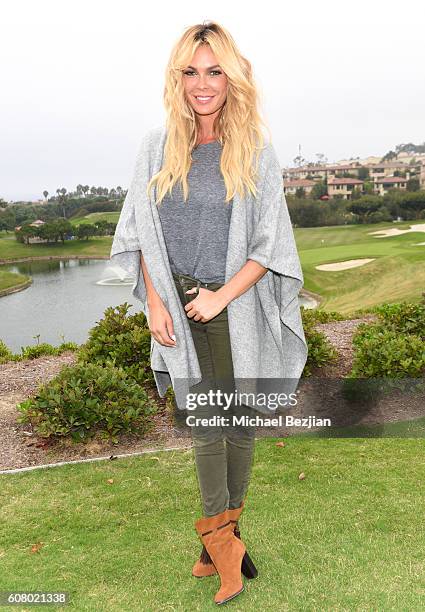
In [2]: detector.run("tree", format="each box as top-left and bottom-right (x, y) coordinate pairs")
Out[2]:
(347, 197), (382, 223)
(0, 209), (16, 232)
(381, 150), (397, 162)
(358, 167), (370, 181)
(407, 178), (420, 192)
(310, 182), (327, 199)
(363, 181), (375, 195)
(315, 153), (328, 165)
(293, 154), (307, 168)
(37, 219), (73, 243)
(76, 223), (96, 240)
(16, 224), (38, 244)
(350, 187), (363, 200)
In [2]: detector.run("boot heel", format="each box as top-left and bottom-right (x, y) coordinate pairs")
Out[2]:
(241, 550), (258, 579)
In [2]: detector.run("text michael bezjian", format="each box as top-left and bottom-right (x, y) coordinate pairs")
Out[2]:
(185, 415), (332, 428)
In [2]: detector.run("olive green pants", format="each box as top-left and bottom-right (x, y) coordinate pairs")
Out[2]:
(172, 271), (256, 517)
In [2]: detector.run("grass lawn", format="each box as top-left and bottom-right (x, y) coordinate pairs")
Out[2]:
(297, 221), (425, 313)
(0, 269), (30, 292)
(0, 233), (111, 260)
(69, 212), (120, 226)
(1, 436), (424, 610)
(294, 415), (425, 438)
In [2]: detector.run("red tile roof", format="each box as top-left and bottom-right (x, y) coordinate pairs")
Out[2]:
(376, 176), (408, 183)
(328, 178), (363, 185)
(284, 179), (316, 187)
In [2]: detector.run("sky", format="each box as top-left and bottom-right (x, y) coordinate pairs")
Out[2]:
(1, 0), (424, 201)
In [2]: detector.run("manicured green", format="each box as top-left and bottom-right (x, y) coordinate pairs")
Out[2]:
(298, 221), (425, 312)
(1, 436), (424, 610)
(0, 269), (29, 291)
(0, 232), (110, 260)
(69, 212), (120, 226)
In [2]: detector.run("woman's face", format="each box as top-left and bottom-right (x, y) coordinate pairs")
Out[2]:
(182, 44), (228, 119)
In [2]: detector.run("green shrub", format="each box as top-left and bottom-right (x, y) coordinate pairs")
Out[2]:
(0, 339), (14, 364)
(57, 342), (79, 353)
(301, 309), (339, 376)
(352, 320), (385, 346)
(351, 323), (425, 378)
(349, 301), (425, 378)
(77, 302), (154, 387)
(17, 361), (157, 443)
(0, 340), (79, 363)
(7, 354), (23, 362)
(19, 343), (60, 360)
(372, 302), (425, 337)
(345, 305), (378, 318)
(302, 308), (345, 325)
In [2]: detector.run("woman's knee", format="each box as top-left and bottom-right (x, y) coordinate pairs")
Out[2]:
(191, 427), (224, 450)
(224, 404), (256, 441)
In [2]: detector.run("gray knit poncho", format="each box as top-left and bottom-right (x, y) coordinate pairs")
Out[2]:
(110, 126), (308, 415)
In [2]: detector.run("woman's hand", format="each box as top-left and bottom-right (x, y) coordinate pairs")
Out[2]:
(184, 287), (228, 323)
(147, 297), (176, 347)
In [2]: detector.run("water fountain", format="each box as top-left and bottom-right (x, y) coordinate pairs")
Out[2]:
(96, 265), (134, 286)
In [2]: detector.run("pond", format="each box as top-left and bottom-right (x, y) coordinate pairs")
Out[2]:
(0, 258), (315, 353)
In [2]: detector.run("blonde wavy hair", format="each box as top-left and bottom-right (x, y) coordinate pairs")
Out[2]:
(147, 21), (271, 206)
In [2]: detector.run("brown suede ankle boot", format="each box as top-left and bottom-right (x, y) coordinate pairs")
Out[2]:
(195, 508), (246, 605)
(192, 502), (244, 578)
(192, 500), (258, 579)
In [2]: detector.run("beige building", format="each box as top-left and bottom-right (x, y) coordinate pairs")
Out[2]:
(282, 157), (425, 199)
(368, 162), (414, 181)
(283, 179), (316, 196)
(375, 176), (408, 196)
(284, 164), (362, 181)
(327, 177), (364, 200)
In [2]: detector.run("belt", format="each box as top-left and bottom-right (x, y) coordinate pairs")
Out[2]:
(172, 271), (208, 291)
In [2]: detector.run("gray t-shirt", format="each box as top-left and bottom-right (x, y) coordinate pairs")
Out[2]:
(157, 140), (233, 283)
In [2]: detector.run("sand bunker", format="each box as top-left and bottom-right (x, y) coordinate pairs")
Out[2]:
(316, 258), (376, 272)
(369, 223), (425, 237)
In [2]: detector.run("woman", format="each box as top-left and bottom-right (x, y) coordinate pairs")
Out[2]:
(110, 21), (308, 605)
